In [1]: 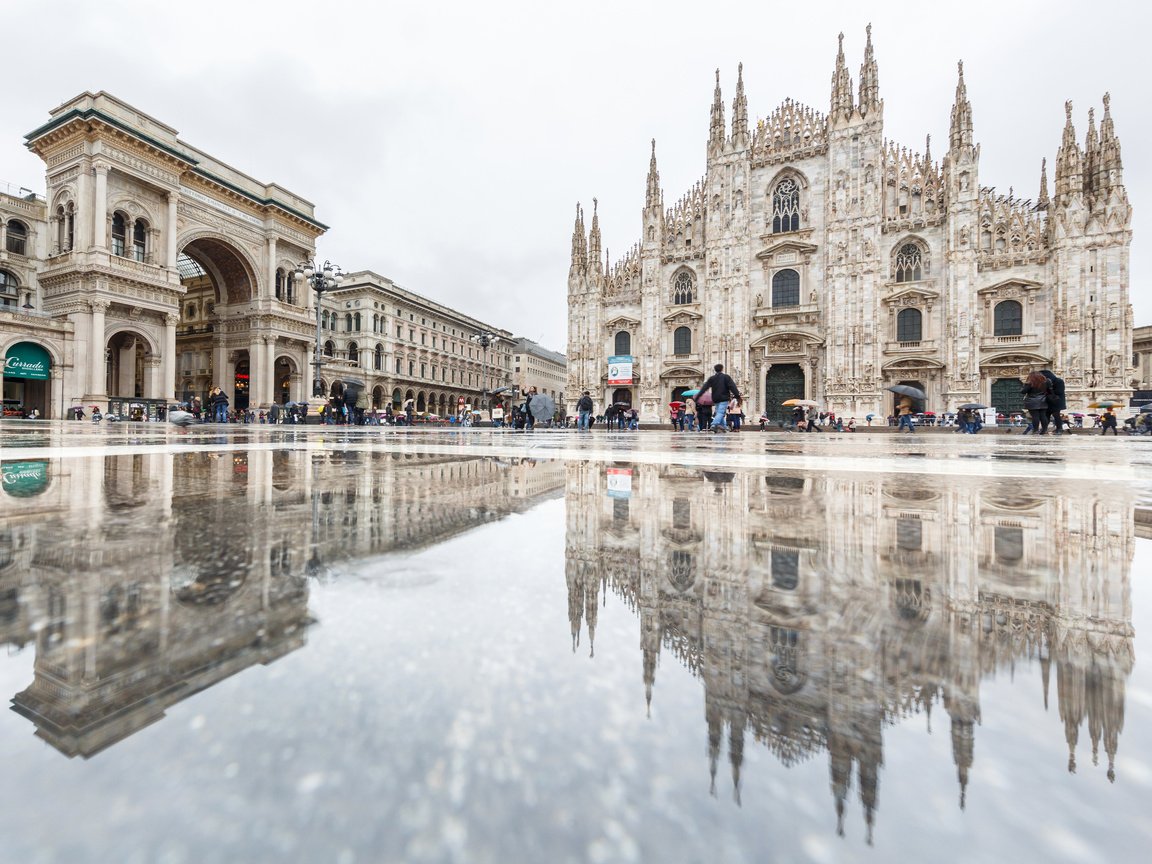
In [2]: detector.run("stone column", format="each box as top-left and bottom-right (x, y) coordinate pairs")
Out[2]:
(145, 355), (162, 400)
(225, 350), (238, 402)
(163, 314), (179, 400)
(89, 300), (109, 397)
(92, 162), (109, 249)
(76, 162), (92, 250)
(266, 236), (277, 301)
(250, 334), (266, 408)
(166, 192), (179, 268)
(266, 336), (277, 403)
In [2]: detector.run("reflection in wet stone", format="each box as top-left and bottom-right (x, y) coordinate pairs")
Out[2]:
(564, 462), (1135, 841)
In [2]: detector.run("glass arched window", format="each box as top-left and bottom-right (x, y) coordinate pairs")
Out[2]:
(354, 312), (362, 332)
(321, 311), (330, 330)
(896, 308), (923, 342)
(895, 243), (923, 282)
(994, 300), (1023, 336)
(275, 269), (285, 301)
(673, 326), (692, 355)
(111, 212), (127, 256)
(5, 220), (28, 256)
(772, 269), (800, 307)
(772, 178), (800, 233)
(323, 340), (335, 357)
(345, 313), (353, 332)
(347, 342), (359, 364)
(374, 344), (384, 371)
(614, 330), (631, 356)
(672, 271), (694, 305)
(132, 220), (147, 262)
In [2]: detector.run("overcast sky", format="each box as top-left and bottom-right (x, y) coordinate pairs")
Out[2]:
(2, 0), (1146, 350)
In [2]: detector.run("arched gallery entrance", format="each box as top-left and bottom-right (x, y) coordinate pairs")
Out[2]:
(612, 388), (633, 408)
(764, 364), (805, 423)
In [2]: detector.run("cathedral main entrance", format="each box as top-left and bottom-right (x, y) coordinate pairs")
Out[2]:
(764, 364), (805, 422)
(990, 378), (1024, 417)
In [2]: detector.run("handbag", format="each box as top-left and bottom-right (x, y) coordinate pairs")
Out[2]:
(695, 390), (714, 407)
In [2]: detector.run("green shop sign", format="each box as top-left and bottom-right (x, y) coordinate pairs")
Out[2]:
(1, 461), (49, 497)
(4, 342), (51, 381)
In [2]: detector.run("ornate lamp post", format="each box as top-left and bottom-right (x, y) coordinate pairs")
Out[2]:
(470, 331), (501, 419)
(294, 259), (344, 398)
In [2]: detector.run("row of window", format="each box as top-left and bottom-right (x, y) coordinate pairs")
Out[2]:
(320, 341), (489, 384)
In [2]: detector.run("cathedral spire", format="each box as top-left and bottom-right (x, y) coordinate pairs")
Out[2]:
(923, 134), (933, 172)
(1084, 107), (1100, 196)
(588, 198), (602, 276)
(830, 32), (854, 120)
(709, 68), (725, 148)
(731, 62), (749, 143)
(645, 138), (662, 212)
(1054, 100), (1083, 203)
(1099, 92), (1124, 188)
(569, 202), (587, 276)
(858, 23), (880, 116)
(1037, 158), (1050, 211)
(949, 60), (974, 154)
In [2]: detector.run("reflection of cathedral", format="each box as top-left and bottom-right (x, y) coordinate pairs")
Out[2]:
(564, 463), (1135, 840)
(0, 448), (564, 757)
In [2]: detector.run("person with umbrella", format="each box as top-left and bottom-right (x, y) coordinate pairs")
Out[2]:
(1100, 405), (1120, 436)
(1040, 369), (1067, 434)
(1020, 372), (1052, 435)
(885, 385), (924, 434)
(684, 395), (697, 431)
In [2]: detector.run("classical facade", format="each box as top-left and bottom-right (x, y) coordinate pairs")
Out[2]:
(564, 461), (1134, 837)
(511, 337), (567, 404)
(1, 91), (326, 418)
(1133, 324), (1152, 394)
(315, 270), (514, 415)
(567, 28), (1134, 422)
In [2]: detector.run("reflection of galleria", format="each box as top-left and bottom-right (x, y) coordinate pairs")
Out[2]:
(564, 464), (1134, 839)
(0, 449), (563, 757)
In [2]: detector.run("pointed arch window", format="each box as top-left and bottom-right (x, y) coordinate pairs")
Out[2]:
(614, 330), (631, 356)
(772, 178), (800, 233)
(771, 269), (800, 307)
(672, 270), (695, 305)
(111, 212), (127, 256)
(673, 326), (692, 355)
(5, 220), (28, 256)
(994, 300), (1023, 336)
(896, 308), (923, 342)
(895, 243), (923, 282)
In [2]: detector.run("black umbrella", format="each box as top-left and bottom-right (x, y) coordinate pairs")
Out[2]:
(529, 393), (557, 421)
(959, 403), (989, 410)
(1140, 404), (1152, 413)
(886, 384), (926, 400)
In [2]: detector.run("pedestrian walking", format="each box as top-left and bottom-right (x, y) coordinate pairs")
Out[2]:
(1101, 408), (1119, 436)
(1020, 372), (1051, 435)
(699, 364), (742, 434)
(727, 397), (744, 431)
(684, 397), (697, 431)
(577, 391), (594, 430)
(897, 397), (916, 433)
(1040, 369), (1067, 434)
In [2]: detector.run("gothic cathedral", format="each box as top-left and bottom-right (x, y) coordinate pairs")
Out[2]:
(566, 27), (1133, 423)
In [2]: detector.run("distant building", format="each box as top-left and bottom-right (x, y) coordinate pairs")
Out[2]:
(566, 28), (1134, 423)
(318, 271), (513, 416)
(510, 337), (566, 406)
(1132, 324), (1152, 399)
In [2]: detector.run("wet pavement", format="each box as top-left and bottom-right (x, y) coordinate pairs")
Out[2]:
(1, 420), (1150, 863)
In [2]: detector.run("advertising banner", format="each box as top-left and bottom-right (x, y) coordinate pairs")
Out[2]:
(606, 467), (632, 499)
(607, 355), (633, 386)
(4, 342), (50, 380)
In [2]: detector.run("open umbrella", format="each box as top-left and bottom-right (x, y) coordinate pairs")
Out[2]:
(1140, 404), (1152, 413)
(681, 388), (701, 397)
(782, 398), (819, 407)
(530, 393), (557, 421)
(959, 403), (988, 410)
(669, 400), (685, 408)
(1088, 400), (1122, 409)
(168, 410), (195, 427)
(866, 413), (876, 421)
(886, 384), (926, 400)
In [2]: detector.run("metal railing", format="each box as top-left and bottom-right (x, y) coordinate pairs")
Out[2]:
(0, 180), (44, 202)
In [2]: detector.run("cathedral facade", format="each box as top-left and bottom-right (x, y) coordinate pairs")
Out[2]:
(566, 28), (1134, 423)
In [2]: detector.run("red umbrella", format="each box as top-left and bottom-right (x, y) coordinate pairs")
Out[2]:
(669, 400), (685, 408)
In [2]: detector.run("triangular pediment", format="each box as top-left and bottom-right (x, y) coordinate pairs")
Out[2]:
(663, 309), (703, 324)
(977, 278), (1043, 294)
(756, 239), (819, 260)
(604, 314), (641, 329)
(883, 286), (939, 304)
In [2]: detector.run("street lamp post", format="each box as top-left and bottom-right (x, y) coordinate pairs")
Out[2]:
(470, 331), (501, 422)
(293, 259), (344, 399)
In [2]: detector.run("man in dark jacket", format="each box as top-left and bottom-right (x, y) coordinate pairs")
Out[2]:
(1040, 369), (1067, 434)
(576, 391), (594, 430)
(700, 364), (742, 433)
